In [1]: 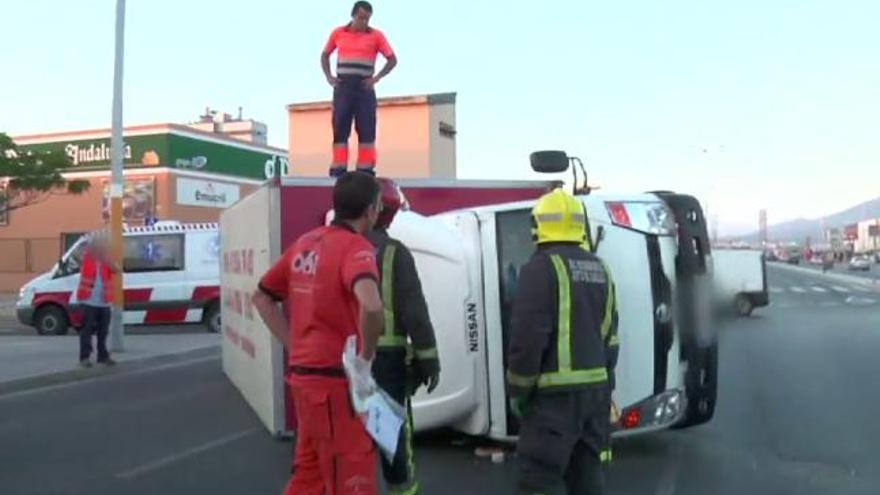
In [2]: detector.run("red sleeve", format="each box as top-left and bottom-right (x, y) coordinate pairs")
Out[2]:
(323, 27), (340, 54)
(341, 237), (379, 292)
(375, 30), (394, 58)
(259, 248), (292, 301)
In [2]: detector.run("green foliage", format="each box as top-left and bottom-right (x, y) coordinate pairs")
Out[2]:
(0, 132), (90, 215)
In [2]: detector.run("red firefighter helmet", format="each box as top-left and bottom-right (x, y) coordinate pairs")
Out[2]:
(375, 177), (405, 230)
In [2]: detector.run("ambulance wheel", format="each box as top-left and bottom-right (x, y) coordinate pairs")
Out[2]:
(734, 294), (754, 317)
(676, 343), (718, 429)
(203, 302), (221, 333)
(35, 305), (69, 336)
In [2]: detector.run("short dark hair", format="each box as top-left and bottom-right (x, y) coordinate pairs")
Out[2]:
(351, 1), (373, 16)
(333, 171), (380, 221)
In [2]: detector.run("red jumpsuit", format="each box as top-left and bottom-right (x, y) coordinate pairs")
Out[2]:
(259, 221), (380, 495)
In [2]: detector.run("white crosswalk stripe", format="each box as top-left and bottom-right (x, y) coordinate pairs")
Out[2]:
(831, 286), (851, 293)
(851, 285), (871, 293)
(790, 286), (806, 293)
(810, 286), (827, 293)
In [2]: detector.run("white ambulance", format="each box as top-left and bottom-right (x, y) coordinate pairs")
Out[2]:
(16, 221), (222, 335)
(221, 151), (719, 439)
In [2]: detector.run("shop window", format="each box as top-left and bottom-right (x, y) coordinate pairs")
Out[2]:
(123, 234), (185, 272)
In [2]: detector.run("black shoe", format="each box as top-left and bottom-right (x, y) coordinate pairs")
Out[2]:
(329, 166), (347, 178)
(98, 358), (117, 366)
(79, 359), (92, 368)
(355, 166), (376, 176)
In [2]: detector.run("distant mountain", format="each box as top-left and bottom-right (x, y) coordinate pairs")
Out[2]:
(735, 196), (880, 244)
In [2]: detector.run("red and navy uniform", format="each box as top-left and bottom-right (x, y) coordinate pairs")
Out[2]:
(323, 24), (395, 177)
(259, 221), (380, 495)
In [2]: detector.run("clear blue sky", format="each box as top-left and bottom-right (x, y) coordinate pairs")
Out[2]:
(1, 0), (878, 235)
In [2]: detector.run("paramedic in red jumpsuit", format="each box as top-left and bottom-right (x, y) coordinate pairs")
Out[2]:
(253, 171), (385, 495)
(322, 1), (397, 178)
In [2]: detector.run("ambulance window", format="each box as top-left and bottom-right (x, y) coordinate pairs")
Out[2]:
(58, 241), (87, 277)
(123, 234), (185, 272)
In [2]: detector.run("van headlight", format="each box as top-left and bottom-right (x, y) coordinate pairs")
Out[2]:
(605, 201), (676, 236)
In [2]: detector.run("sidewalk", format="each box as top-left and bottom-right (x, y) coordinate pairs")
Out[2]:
(0, 333), (220, 395)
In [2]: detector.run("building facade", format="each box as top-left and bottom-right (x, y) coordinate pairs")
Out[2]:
(0, 124), (285, 292)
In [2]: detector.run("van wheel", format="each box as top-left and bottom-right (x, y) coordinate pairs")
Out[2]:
(35, 305), (69, 336)
(203, 302), (221, 333)
(734, 294), (754, 317)
(675, 343), (718, 429)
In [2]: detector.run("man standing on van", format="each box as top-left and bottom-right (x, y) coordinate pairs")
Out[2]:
(253, 172), (385, 495)
(76, 234), (119, 367)
(366, 178), (440, 495)
(506, 189), (620, 495)
(322, 1), (397, 178)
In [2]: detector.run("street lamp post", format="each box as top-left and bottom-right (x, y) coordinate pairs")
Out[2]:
(109, 0), (126, 352)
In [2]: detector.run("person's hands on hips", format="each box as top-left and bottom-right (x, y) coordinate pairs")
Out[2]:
(363, 76), (380, 89)
(326, 74), (340, 87)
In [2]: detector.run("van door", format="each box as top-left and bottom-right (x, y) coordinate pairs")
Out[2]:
(183, 229), (222, 324)
(122, 232), (188, 325)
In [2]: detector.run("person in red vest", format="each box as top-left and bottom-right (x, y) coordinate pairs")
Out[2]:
(253, 171), (385, 495)
(322, 1), (397, 178)
(76, 234), (120, 367)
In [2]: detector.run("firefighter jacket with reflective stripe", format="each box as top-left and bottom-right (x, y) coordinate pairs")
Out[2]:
(366, 230), (440, 368)
(76, 250), (115, 304)
(507, 243), (619, 397)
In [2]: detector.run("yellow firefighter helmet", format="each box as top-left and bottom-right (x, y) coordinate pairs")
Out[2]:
(531, 188), (589, 246)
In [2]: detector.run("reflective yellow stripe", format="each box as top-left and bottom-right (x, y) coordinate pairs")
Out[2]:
(414, 347), (438, 360)
(538, 367), (608, 387)
(507, 370), (539, 388)
(600, 449), (613, 463)
(379, 245), (405, 347)
(549, 255), (572, 372)
(601, 281), (615, 341)
(608, 335), (620, 346)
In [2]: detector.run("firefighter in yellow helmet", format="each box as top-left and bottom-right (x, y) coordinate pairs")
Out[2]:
(507, 188), (620, 495)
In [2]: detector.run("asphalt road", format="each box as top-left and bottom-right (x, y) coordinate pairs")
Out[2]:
(778, 260), (880, 282)
(2, 264), (879, 494)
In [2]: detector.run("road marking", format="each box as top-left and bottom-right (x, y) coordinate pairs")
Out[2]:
(845, 296), (877, 306)
(116, 428), (256, 480)
(851, 285), (871, 293)
(790, 287), (806, 293)
(832, 286), (851, 293)
(810, 286), (828, 293)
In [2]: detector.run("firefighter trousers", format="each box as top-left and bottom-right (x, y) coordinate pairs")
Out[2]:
(284, 377), (378, 495)
(515, 389), (612, 495)
(373, 347), (419, 495)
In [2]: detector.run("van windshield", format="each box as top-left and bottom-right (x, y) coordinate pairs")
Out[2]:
(57, 240), (87, 277)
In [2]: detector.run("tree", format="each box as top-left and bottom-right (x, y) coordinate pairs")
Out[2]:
(0, 132), (90, 221)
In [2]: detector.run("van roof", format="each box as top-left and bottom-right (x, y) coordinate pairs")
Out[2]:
(85, 222), (218, 237)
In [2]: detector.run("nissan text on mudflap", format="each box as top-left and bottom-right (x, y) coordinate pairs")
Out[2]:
(16, 221), (222, 335)
(221, 153), (718, 439)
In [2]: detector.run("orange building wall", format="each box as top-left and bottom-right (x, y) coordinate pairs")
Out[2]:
(0, 170), (258, 293)
(287, 94), (456, 179)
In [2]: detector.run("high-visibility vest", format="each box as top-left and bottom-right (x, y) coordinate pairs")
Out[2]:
(76, 251), (114, 304)
(536, 254), (616, 389)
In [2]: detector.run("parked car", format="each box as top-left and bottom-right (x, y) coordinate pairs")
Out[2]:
(848, 255), (872, 271)
(809, 255), (824, 266)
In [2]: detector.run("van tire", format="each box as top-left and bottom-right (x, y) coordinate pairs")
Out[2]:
(735, 294), (754, 317)
(675, 342), (718, 429)
(203, 302), (221, 333)
(35, 305), (69, 336)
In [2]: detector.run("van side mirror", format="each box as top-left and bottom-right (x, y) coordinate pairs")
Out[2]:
(530, 150), (570, 173)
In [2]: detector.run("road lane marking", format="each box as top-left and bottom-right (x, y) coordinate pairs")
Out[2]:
(116, 428), (256, 480)
(790, 287), (806, 293)
(832, 286), (851, 293)
(810, 286), (828, 293)
(845, 296), (877, 306)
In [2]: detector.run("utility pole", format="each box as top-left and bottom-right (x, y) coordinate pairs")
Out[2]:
(109, 0), (127, 352)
